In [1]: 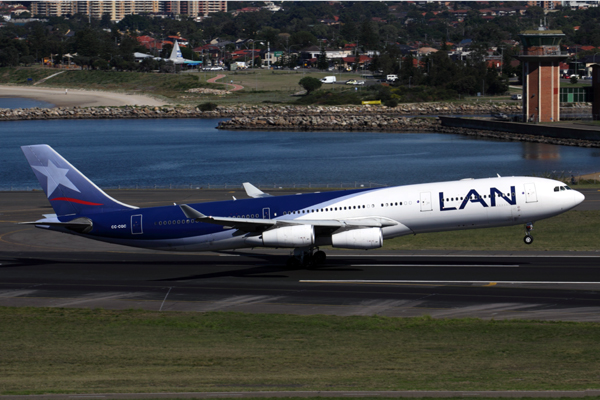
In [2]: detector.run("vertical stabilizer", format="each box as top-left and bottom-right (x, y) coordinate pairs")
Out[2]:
(21, 145), (137, 216)
(169, 41), (184, 64)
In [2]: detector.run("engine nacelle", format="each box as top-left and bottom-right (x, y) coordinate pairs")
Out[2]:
(259, 225), (315, 248)
(331, 228), (383, 249)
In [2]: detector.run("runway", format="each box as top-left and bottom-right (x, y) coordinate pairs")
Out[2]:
(1, 189), (599, 321)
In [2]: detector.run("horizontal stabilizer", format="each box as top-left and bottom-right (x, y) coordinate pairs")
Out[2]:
(19, 216), (93, 233)
(243, 182), (272, 198)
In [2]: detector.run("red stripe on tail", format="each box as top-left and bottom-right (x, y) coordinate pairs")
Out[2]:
(50, 197), (103, 206)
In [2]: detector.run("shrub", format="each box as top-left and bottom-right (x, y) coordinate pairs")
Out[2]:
(198, 102), (218, 111)
(298, 76), (322, 95)
(383, 98), (398, 108)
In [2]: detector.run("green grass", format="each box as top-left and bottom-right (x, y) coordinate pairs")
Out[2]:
(0, 66), (58, 84)
(1, 308), (600, 395)
(0, 67), (373, 105)
(382, 210), (600, 252)
(91, 398), (600, 400)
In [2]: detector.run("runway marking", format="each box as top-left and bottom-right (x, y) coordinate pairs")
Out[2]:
(301, 280), (600, 285)
(350, 264), (520, 268)
(159, 287), (172, 311)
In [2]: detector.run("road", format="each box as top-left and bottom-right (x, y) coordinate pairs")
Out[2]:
(1, 188), (599, 321)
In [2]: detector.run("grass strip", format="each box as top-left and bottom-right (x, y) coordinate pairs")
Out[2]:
(382, 210), (600, 252)
(94, 398), (600, 400)
(1, 308), (600, 395)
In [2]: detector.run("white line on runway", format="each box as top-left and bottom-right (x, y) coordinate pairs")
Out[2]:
(350, 264), (520, 268)
(300, 280), (600, 285)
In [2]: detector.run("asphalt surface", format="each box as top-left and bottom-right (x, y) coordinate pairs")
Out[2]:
(1, 188), (600, 321)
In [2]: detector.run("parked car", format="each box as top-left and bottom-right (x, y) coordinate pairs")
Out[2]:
(511, 94), (522, 100)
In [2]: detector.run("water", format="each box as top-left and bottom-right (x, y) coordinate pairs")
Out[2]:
(2, 118), (599, 190)
(0, 97), (55, 109)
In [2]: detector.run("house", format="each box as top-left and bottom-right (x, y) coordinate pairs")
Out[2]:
(416, 47), (438, 56)
(300, 46), (353, 60)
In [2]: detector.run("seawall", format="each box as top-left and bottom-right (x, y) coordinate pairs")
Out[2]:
(0, 103), (520, 122)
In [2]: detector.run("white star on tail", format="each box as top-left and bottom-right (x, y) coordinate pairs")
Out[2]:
(32, 160), (81, 197)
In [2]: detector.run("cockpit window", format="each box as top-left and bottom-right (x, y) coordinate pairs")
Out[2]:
(554, 186), (559, 192)
(566, 186), (573, 190)
(560, 186), (565, 191)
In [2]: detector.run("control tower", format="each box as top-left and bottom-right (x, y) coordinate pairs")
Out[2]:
(516, 27), (568, 122)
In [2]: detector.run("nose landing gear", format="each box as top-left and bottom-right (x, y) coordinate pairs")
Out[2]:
(524, 222), (534, 244)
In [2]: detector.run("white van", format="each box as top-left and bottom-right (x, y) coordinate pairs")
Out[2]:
(386, 74), (398, 82)
(320, 76), (336, 84)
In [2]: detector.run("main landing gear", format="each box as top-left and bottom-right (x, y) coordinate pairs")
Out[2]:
(286, 247), (327, 267)
(524, 222), (534, 245)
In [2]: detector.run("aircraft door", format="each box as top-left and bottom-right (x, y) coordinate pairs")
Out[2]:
(420, 192), (432, 212)
(262, 208), (271, 219)
(524, 183), (538, 203)
(131, 214), (143, 234)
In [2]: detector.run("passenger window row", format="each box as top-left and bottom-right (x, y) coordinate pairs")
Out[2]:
(441, 193), (514, 202)
(156, 219), (196, 226)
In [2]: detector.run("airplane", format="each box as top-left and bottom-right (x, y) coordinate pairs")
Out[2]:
(20, 145), (585, 265)
(135, 40), (201, 66)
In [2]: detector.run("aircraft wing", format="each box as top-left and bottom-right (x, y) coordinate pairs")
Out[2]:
(180, 204), (397, 233)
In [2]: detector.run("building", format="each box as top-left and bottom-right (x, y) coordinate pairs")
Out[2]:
(163, 1), (226, 17)
(527, 1), (562, 9)
(31, 1), (226, 21)
(31, 1), (159, 20)
(592, 64), (600, 120)
(515, 27), (568, 122)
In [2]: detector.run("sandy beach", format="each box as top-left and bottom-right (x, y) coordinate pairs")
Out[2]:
(0, 85), (168, 108)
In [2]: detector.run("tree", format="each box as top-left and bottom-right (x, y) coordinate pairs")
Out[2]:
(317, 47), (328, 70)
(299, 76), (322, 95)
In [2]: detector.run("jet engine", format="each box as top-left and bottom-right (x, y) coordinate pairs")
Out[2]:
(247, 225), (315, 248)
(331, 228), (382, 249)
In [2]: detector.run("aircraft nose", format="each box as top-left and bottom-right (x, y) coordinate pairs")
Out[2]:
(573, 190), (585, 207)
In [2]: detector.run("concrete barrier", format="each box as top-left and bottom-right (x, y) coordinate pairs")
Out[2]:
(439, 117), (600, 141)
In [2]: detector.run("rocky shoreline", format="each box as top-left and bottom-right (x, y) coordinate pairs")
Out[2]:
(2, 102), (598, 148)
(0, 102), (519, 121)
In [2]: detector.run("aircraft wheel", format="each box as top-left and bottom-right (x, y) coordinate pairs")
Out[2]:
(313, 250), (326, 264)
(524, 235), (533, 245)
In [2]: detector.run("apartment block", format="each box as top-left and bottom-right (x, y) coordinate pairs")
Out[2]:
(31, 1), (226, 20)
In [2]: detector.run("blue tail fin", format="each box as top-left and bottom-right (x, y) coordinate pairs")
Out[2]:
(21, 145), (137, 216)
